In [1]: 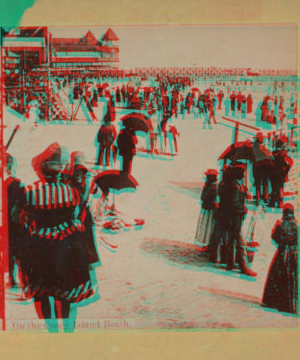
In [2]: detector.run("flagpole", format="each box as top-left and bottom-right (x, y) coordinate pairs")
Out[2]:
(0, 26), (6, 331)
(48, 29), (51, 122)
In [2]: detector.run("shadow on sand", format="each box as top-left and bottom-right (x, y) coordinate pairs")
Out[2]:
(167, 181), (202, 200)
(140, 237), (257, 282)
(140, 237), (210, 268)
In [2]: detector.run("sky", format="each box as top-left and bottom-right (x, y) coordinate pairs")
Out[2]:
(49, 25), (297, 70)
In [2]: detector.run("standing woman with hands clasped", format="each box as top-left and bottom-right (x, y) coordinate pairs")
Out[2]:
(262, 203), (298, 314)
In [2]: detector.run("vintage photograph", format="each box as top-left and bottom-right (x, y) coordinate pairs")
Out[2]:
(0, 25), (298, 332)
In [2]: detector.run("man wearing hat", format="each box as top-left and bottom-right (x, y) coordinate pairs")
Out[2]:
(252, 132), (272, 203)
(221, 162), (257, 276)
(96, 119), (117, 168)
(209, 165), (233, 264)
(117, 125), (138, 174)
(268, 136), (293, 208)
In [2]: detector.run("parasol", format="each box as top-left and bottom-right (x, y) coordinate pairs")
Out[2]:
(218, 140), (274, 163)
(93, 170), (139, 214)
(120, 112), (153, 133)
(93, 170), (139, 193)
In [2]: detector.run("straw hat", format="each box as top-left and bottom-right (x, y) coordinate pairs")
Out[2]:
(254, 132), (264, 142)
(231, 161), (247, 170)
(204, 169), (219, 177)
(32, 142), (68, 177)
(69, 151), (90, 175)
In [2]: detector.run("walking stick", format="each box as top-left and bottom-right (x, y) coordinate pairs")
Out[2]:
(111, 189), (116, 212)
(6, 125), (20, 150)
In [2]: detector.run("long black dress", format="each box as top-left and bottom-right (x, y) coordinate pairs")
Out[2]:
(262, 219), (298, 314)
(20, 180), (98, 303)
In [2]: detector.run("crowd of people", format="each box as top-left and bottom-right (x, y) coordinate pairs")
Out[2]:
(6, 71), (298, 132)
(3, 71), (299, 332)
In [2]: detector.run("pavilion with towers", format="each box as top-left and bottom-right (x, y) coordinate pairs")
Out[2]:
(50, 28), (120, 71)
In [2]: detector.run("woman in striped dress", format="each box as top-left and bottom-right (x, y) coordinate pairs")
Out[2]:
(19, 143), (98, 332)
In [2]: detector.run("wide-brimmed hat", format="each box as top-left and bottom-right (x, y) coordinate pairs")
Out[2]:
(231, 161), (247, 170)
(69, 151), (90, 175)
(205, 169), (219, 177)
(254, 132), (264, 140)
(282, 203), (294, 216)
(103, 102), (116, 123)
(32, 142), (68, 177)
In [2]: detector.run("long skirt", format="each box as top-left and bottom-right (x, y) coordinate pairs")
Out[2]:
(195, 209), (215, 247)
(262, 246), (298, 314)
(18, 229), (98, 303)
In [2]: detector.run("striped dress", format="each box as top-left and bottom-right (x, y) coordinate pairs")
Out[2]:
(20, 180), (98, 303)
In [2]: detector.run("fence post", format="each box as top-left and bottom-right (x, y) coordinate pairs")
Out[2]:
(290, 126), (294, 143)
(233, 122), (239, 145)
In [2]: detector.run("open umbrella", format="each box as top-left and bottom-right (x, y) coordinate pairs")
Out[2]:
(218, 140), (274, 163)
(191, 87), (200, 92)
(93, 170), (139, 214)
(93, 170), (139, 193)
(120, 112), (153, 133)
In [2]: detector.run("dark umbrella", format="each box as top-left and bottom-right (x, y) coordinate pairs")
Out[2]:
(93, 170), (139, 213)
(218, 140), (274, 163)
(93, 170), (138, 193)
(120, 112), (153, 133)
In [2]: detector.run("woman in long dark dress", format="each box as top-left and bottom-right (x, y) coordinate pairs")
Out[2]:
(262, 203), (298, 314)
(19, 143), (98, 332)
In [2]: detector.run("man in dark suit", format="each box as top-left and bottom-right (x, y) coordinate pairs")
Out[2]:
(222, 162), (257, 277)
(96, 121), (117, 168)
(117, 126), (138, 174)
(268, 137), (293, 208)
(252, 132), (273, 204)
